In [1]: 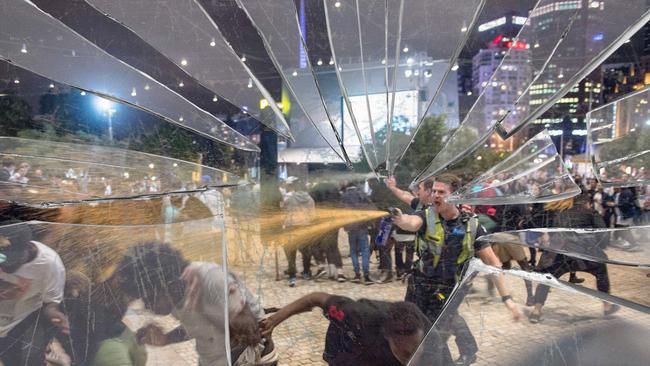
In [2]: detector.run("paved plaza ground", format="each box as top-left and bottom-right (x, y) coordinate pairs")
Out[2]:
(123, 228), (650, 366)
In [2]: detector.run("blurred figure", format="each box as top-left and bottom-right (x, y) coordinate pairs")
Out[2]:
(260, 292), (451, 365)
(0, 159), (16, 182)
(9, 162), (30, 184)
(0, 222), (68, 366)
(309, 182), (346, 282)
(280, 177), (319, 287)
(117, 242), (276, 366)
(529, 194), (617, 323)
(341, 181), (374, 285)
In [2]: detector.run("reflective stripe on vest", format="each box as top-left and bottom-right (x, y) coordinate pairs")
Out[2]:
(414, 207), (479, 273)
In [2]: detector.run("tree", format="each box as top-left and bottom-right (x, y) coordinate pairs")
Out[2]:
(0, 92), (33, 135)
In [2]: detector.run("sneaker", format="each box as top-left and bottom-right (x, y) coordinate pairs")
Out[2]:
(288, 277), (296, 287)
(352, 273), (361, 283)
(314, 268), (328, 279)
(363, 274), (374, 285)
(528, 313), (542, 324)
(336, 274), (347, 283)
(302, 271), (312, 280)
(453, 353), (477, 366)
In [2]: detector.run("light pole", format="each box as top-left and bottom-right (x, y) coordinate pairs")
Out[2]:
(95, 97), (116, 141)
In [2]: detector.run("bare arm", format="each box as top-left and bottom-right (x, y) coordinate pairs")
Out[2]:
(259, 292), (332, 337)
(391, 208), (424, 232)
(386, 176), (416, 206)
(477, 247), (522, 321)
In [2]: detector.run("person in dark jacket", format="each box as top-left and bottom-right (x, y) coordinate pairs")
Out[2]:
(528, 194), (619, 323)
(341, 182), (374, 284)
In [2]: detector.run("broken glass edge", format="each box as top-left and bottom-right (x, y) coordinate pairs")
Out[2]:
(0, 136), (238, 177)
(498, 9), (650, 138)
(384, 0), (405, 172)
(322, 0), (381, 172)
(234, 0), (349, 163)
(0, 183), (244, 209)
(409, 258), (650, 365)
(476, 227), (650, 268)
(354, 0), (381, 167)
(446, 185), (580, 205)
(1, 2), (259, 152)
(390, 0), (486, 175)
(82, 0), (293, 141)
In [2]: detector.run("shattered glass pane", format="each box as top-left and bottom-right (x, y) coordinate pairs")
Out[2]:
(385, 0), (483, 173)
(235, 0), (349, 164)
(0, 206), (239, 365)
(0, 0), (259, 151)
(588, 86), (650, 187)
(477, 226), (650, 268)
(3, 0), (650, 364)
(0, 136), (238, 206)
(447, 130), (580, 205)
(325, 0), (482, 172)
(495, 0), (650, 136)
(83, 0), (292, 140)
(410, 259), (650, 365)
(413, 0), (650, 183)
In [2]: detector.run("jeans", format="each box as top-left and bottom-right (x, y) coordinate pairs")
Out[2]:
(348, 230), (370, 275)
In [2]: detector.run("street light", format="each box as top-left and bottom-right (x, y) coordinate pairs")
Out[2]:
(95, 96), (116, 141)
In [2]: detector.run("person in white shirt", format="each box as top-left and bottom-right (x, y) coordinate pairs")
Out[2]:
(0, 221), (67, 365)
(116, 242), (277, 365)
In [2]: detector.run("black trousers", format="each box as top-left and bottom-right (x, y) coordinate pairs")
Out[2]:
(405, 274), (478, 357)
(395, 240), (414, 273)
(534, 257), (610, 305)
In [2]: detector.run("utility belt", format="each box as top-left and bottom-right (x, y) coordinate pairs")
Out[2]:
(408, 269), (456, 302)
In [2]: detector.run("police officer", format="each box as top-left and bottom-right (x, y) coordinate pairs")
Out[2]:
(392, 173), (521, 365)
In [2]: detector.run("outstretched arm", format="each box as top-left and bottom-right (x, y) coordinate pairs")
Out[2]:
(386, 176), (416, 206)
(391, 208), (424, 232)
(259, 292), (332, 337)
(477, 247), (522, 321)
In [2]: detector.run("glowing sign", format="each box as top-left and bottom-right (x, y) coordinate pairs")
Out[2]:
(512, 16), (527, 25)
(478, 17), (506, 32)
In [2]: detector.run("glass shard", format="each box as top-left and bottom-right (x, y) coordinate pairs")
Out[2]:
(0, 1), (258, 151)
(235, 0), (349, 164)
(588, 86), (650, 187)
(0, 137), (238, 207)
(0, 212), (235, 364)
(477, 226), (650, 267)
(83, 0), (292, 140)
(496, 0), (650, 137)
(410, 259), (650, 365)
(447, 130), (580, 205)
(414, 0), (650, 183)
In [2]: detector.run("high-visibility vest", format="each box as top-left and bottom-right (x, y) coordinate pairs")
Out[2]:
(414, 207), (479, 276)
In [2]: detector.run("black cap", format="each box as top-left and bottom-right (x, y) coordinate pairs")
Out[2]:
(0, 221), (33, 268)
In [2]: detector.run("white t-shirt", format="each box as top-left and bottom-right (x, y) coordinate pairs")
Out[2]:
(0, 241), (65, 337)
(172, 262), (263, 366)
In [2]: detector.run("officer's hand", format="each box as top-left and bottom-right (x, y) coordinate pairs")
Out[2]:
(386, 176), (397, 189)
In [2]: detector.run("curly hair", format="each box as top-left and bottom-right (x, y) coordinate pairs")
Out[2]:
(115, 241), (189, 300)
(383, 301), (431, 338)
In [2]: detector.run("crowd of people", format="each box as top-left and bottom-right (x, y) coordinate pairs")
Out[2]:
(0, 168), (648, 366)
